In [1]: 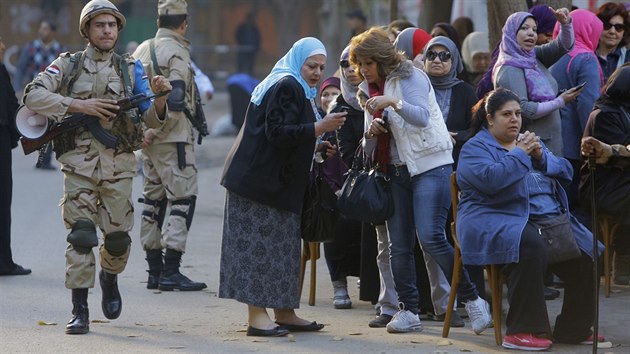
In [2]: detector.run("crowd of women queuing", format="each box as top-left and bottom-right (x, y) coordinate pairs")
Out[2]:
(218, 2), (630, 351)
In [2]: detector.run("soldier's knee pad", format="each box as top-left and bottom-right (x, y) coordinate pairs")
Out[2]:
(67, 219), (98, 254)
(170, 196), (196, 230)
(104, 231), (131, 257)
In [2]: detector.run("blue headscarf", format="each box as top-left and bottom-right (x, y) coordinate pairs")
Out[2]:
(250, 37), (327, 105)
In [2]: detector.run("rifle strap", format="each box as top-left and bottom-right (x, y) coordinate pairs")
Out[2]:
(149, 39), (164, 76)
(59, 51), (86, 97)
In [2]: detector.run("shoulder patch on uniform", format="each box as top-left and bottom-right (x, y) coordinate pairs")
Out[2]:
(46, 65), (60, 75)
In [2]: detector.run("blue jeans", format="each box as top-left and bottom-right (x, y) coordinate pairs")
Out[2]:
(386, 164), (478, 314)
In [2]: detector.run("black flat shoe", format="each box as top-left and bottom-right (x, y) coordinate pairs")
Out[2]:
(275, 321), (324, 332)
(246, 325), (290, 337)
(0, 264), (31, 276)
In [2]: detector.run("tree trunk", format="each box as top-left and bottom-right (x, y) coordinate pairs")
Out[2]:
(417, 0), (453, 31)
(487, 0), (527, 51)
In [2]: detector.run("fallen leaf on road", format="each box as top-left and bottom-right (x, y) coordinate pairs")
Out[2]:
(598, 342), (613, 349)
(37, 321), (57, 326)
(348, 332), (362, 335)
(223, 338), (238, 341)
(436, 339), (452, 346)
(460, 349), (473, 352)
(167, 346), (185, 349)
(91, 320), (110, 323)
(235, 329), (247, 332)
(287, 334), (296, 342)
(127, 334), (140, 338)
(410, 340), (424, 344)
(332, 336), (343, 341)
(172, 330), (185, 333)
(153, 291), (162, 294)
(135, 323), (144, 326)
(252, 339), (268, 342)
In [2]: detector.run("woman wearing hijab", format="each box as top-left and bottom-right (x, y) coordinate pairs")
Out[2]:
(424, 36), (477, 166)
(550, 9), (604, 209)
(476, 5), (558, 99)
(394, 27), (432, 69)
(493, 8), (580, 156)
(220, 37), (346, 337)
(582, 65), (630, 286)
(461, 32), (490, 87)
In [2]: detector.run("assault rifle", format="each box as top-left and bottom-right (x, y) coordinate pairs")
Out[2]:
(20, 92), (168, 155)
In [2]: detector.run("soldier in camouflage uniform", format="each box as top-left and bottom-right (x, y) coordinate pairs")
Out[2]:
(23, 0), (171, 335)
(133, 0), (206, 292)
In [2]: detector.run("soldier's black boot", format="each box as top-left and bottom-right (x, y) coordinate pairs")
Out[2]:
(66, 288), (89, 334)
(158, 249), (207, 291)
(99, 269), (122, 319)
(145, 249), (163, 289)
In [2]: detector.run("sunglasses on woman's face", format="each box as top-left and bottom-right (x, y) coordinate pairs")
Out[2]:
(340, 60), (350, 68)
(604, 22), (625, 32)
(426, 50), (452, 62)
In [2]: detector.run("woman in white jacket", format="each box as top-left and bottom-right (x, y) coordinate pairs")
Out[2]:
(350, 27), (491, 334)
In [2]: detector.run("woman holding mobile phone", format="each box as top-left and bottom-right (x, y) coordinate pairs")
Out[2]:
(550, 8), (604, 209)
(493, 7), (577, 156)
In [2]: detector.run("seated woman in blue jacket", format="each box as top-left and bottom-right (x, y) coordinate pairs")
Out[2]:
(456, 88), (603, 351)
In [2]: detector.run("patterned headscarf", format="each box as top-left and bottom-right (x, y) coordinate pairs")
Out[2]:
(250, 37), (326, 105)
(493, 12), (555, 102)
(424, 36), (463, 89)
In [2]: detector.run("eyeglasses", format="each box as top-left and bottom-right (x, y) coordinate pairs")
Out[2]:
(340, 60), (350, 68)
(426, 50), (452, 62)
(604, 22), (625, 32)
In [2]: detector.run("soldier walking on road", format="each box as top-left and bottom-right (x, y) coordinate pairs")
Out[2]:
(133, 0), (207, 292)
(22, 0), (171, 335)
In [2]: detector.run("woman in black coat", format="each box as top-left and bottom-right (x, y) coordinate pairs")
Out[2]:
(220, 37), (346, 337)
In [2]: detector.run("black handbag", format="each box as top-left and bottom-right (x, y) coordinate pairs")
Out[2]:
(301, 163), (338, 243)
(337, 147), (394, 224)
(530, 212), (581, 264)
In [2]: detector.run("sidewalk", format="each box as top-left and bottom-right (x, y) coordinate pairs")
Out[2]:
(1, 92), (628, 353)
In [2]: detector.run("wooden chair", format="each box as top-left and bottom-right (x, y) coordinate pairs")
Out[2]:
(442, 172), (505, 345)
(599, 215), (619, 297)
(299, 242), (320, 306)
(443, 172), (552, 345)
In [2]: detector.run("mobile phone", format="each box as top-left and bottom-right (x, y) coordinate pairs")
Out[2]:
(381, 111), (389, 129)
(574, 82), (587, 90)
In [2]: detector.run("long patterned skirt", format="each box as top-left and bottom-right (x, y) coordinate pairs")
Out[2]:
(219, 191), (301, 309)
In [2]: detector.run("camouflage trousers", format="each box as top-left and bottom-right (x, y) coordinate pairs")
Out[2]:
(140, 143), (198, 252)
(62, 169), (133, 289)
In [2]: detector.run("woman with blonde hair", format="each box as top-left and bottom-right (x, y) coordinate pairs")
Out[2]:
(351, 27), (491, 334)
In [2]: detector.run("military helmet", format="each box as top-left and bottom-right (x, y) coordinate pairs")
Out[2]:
(79, 0), (126, 38)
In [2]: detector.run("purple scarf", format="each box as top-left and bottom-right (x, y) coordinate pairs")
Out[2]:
(493, 12), (556, 102)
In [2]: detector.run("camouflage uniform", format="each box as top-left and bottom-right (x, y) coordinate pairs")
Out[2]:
(24, 45), (164, 288)
(22, 0), (167, 334)
(132, 0), (206, 291)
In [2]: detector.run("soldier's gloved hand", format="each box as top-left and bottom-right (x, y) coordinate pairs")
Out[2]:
(68, 98), (119, 122)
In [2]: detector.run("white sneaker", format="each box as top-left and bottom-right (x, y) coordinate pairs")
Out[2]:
(386, 309), (422, 333)
(465, 297), (492, 335)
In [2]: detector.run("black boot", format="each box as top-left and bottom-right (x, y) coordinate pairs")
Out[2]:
(99, 269), (122, 319)
(66, 288), (89, 334)
(145, 249), (163, 289)
(158, 249), (207, 291)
